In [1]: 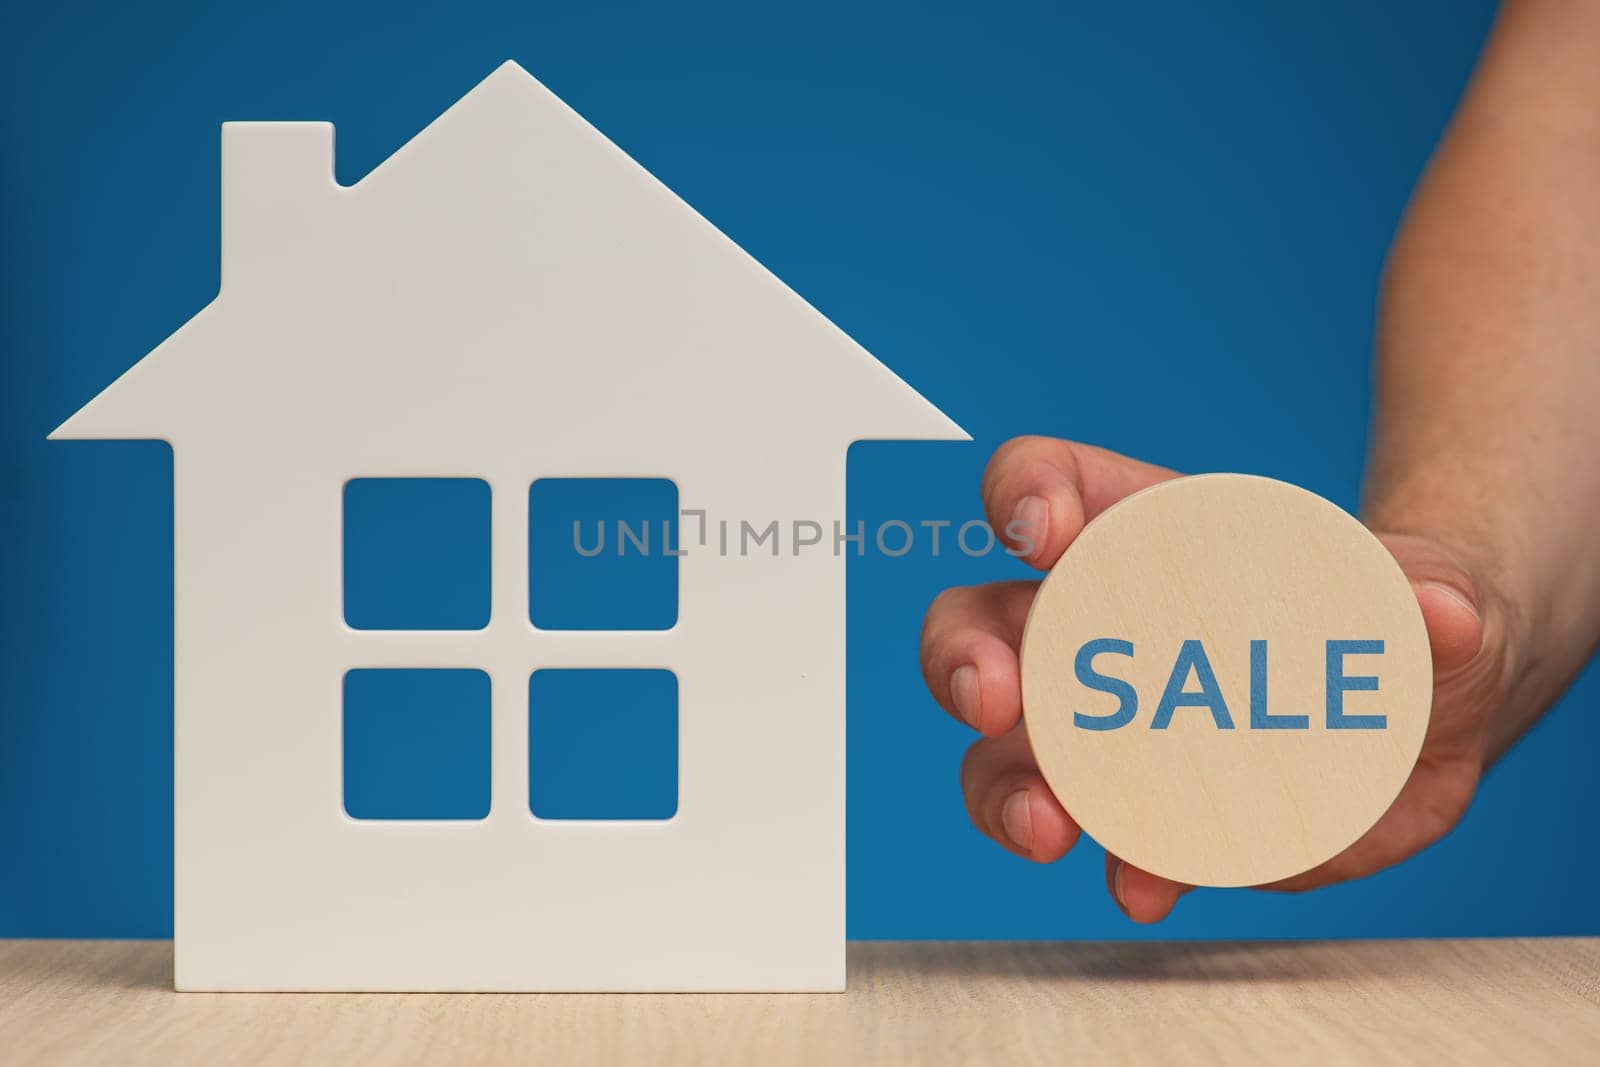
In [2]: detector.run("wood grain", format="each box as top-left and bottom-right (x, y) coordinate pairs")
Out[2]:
(1021, 474), (1432, 887)
(2, 939), (1597, 1065)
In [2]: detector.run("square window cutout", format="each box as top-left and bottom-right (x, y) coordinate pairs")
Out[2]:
(344, 669), (491, 820)
(344, 478), (490, 630)
(529, 478), (677, 631)
(529, 669), (677, 820)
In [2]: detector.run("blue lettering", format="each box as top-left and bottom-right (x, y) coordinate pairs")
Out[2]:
(1326, 639), (1386, 729)
(1250, 640), (1309, 729)
(1073, 638), (1138, 731)
(1151, 640), (1234, 730)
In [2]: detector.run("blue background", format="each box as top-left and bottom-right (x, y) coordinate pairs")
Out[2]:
(528, 478), (678, 631)
(6, 0), (1595, 939)
(344, 668), (492, 820)
(345, 478), (493, 630)
(529, 669), (679, 821)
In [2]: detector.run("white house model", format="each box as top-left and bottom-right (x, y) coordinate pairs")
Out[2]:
(51, 62), (965, 991)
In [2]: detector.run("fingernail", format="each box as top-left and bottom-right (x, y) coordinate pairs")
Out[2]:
(1001, 789), (1033, 851)
(1113, 860), (1128, 911)
(950, 665), (982, 729)
(1011, 495), (1049, 558)
(1419, 581), (1480, 620)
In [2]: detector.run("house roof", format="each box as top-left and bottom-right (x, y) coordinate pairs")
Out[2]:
(50, 62), (966, 450)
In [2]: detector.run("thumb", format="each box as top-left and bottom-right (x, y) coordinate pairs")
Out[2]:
(1378, 532), (1485, 675)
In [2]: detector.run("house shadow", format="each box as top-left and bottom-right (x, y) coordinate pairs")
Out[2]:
(9, 939), (175, 994)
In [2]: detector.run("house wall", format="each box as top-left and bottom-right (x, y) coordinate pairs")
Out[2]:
(170, 440), (848, 991)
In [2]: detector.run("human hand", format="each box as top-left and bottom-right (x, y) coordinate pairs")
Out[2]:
(919, 436), (1513, 920)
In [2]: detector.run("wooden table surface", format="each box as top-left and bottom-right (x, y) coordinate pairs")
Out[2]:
(3, 939), (1597, 1065)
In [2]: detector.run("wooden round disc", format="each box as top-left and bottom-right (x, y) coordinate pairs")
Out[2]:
(1019, 474), (1431, 887)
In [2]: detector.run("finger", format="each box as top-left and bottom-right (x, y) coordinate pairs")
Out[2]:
(980, 436), (1180, 570)
(959, 726), (1081, 862)
(920, 581), (1038, 735)
(1259, 817), (1413, 893)
(1375, 531), (1486, 675)
(1412, 581), (1484, 675)
(1105, 854), (1191, 923)
(1259, 755), (1479, 893)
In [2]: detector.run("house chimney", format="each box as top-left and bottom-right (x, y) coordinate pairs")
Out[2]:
(221, 122), (336, 291)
